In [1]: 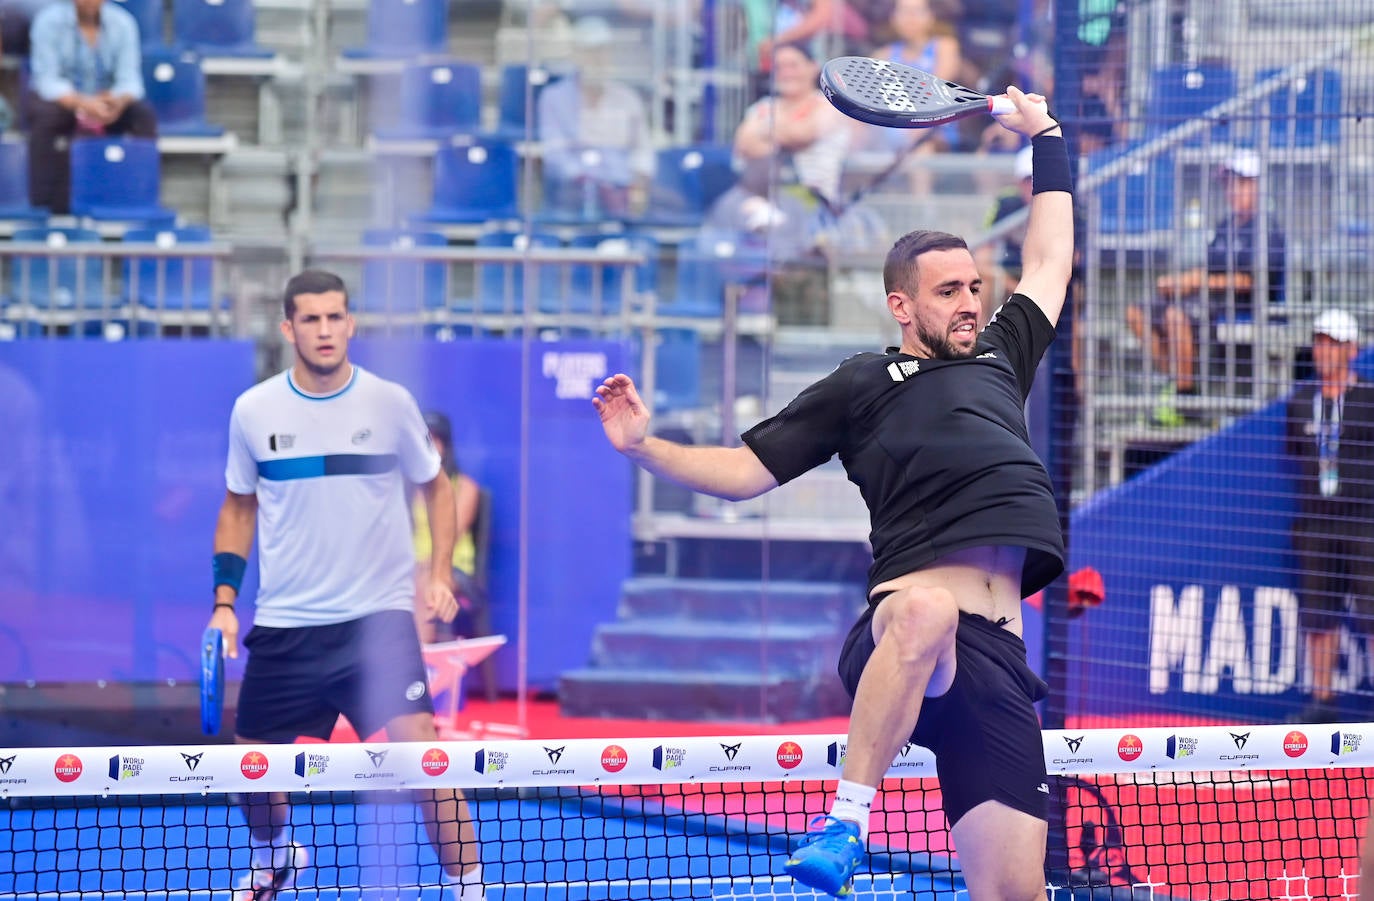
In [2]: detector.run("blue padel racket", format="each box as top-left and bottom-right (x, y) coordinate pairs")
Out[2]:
(200, 627), (224, 735)
(820, 56), (1026, 128)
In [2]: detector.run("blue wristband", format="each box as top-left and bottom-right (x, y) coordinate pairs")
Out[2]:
(1031, 134), (1072, 195)
(213, 552), (247, 594)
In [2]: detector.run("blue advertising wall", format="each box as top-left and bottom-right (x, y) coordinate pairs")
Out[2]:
(0, 339), (631, 694)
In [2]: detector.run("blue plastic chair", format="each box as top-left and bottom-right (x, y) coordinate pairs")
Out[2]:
(473, 230), (561, 314)
(632, 143), (737, 228)
(121, 225), (215, 310)
(411, 139), (520, 225)
(341, 0), (447, 59)
(1260, 67), (1341, 149)
(0, 141), (49, 223)
(70, 138), (177, 226)
(1088, 143), (1175, 235)
(373, 61), (482, 142)
(172, 0), (274, 57)
(1145, 63), (1237, 145)
(359, 229), (450, 314)
(9, 227), (109, 310)
(564, 233), (657, 315)
(110, 0), (164, 45)
(142, 48), (225, 138)
(492, 64), (560, 140)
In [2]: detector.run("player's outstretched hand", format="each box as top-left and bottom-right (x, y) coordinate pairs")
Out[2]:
(208, 605), (239, 659)
(426, 578), (459, 624)
(592, 373), (650, 454)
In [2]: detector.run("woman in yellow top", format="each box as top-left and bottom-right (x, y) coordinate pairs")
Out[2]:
(413, 411), (483, 644)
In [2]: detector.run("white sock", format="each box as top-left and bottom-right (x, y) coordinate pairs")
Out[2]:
(444, 862), (484, 901)
(829, 780), (877, 841)
(248, 830), (293, 871)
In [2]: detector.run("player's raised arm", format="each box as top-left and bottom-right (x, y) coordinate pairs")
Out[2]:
(592, 373), (778, 502)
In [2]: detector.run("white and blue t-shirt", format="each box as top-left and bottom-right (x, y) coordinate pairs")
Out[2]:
(225, 366), (441, 628)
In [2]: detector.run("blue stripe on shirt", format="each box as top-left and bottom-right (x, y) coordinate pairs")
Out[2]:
(258, 453), (399, 481)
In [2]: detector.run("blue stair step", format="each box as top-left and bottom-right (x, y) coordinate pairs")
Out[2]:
(590, 621), (843, 676)
(617, 578), (862, 627)
(557, 667), (851, 722)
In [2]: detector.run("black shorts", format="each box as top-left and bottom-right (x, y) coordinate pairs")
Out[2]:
(838, 605), (1050, 827)
(1294, 517), (1374, 631)
(236, 609), (433, 742)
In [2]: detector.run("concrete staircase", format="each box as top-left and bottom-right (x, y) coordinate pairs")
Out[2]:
(558, 577), (864, 723)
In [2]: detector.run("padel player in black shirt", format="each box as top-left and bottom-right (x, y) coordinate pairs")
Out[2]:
(594, 85), (1072, 901)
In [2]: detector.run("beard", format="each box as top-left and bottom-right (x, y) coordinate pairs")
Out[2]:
(915, 320), (976, 361)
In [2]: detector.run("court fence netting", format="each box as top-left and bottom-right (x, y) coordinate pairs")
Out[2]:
(3, 724), (1371, 900)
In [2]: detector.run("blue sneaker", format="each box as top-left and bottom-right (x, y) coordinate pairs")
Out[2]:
(784, 815), (864, 897)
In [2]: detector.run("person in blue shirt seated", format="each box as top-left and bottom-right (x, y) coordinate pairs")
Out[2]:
(24, 0), (156, 213)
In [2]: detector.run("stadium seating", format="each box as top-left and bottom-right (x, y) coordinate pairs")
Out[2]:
(341, 0), (448, 60)
(372, 60), (482, 143)
(410, 139), (520, 226)
(0, 140), (49, 227)
(358, 228), (450, 317)
(172, 0), (273, 58)
(8, 226), (109, 310)
(121, 225), (215, 312)
(631, 143), (736, 230)
(1145, 63), (1237, 145)
(142, 48), (226, 139)
(492, 64), (559, 141)
(564, 233), (657, 316)
(1085, 142), (1175, 237)
(69, 138), (177, 227)
(472, 229), (561, 314)
(111, 0), (164, 46)
(1258, 67), (1341, 149)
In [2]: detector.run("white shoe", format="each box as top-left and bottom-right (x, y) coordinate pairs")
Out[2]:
(234, 841), (308, 901)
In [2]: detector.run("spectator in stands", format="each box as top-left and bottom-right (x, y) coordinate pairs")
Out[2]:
(24, 0), (156, 213)
(746, 0), (869, 97)
(713, 40), (850, 324)
(412, 410), (486, 645)
(536, 14), (655, 220)
(1125, 150), (1287, 426)
(1286, 309), (1374, 725)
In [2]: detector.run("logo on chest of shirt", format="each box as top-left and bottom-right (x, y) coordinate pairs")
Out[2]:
(887, 360), (920, 382)
(351, 428), (372, 445)
(268, 434), (295, 452)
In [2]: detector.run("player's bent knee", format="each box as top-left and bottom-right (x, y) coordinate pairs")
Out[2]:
(876, 587), (959, 656)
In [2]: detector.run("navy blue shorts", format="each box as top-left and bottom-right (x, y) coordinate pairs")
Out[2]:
(236, 609), (433, 742)
(838, 605), (1050, 826)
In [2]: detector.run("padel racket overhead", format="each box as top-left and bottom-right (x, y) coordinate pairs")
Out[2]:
(820, 57), (1021, 128)
(200, 627), (224, 735)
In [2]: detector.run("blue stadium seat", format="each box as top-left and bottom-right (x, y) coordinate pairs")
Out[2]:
(172, 0), (273, 57)
(373, 60), (481, 143)
(142, 48), (225, 138)
(564, 233), (657, 315)
(1145, 63), (1237, 145)
(110, 0), (164, 46)
(632, 143), (736, 229)
(410, 139), (520, 225)
(492, 64), (560, 141)
(121, 226), (215, 310)
(341, 0), (447, 59)
(472, 229), (561, 314)
(0, 140), (49, 224)
(8, 226), (109, 309)
(646, 328), (701, 411)
(359, 229), (450, 315)
(666, 243), (769, 317)
(1259, 67), (1341, 148)
(1087, 143), (1175, 235)
(70, 138), (176, 226)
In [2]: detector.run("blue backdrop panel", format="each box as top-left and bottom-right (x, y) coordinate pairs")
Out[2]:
(0, 342), (255, 683)
(351, 339), (633, 692)
(1066, 400), (1302, 721)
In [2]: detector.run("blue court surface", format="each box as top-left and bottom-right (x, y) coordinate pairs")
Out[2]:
(0, 791), (964, 901)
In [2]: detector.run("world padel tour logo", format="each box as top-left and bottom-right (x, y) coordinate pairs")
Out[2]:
(827, 741), (847, 769)
(421, 748), (450, 777)
(473, 749), (507, 776)
(240, 751), (269, 780)
(776, 741), (803, 770)
(1283, 730), (1309, 758)
(653, 746), (686, 771)
(108, 754), (144, 781)
(601, 745), (628, 773)
(295, 751), (330, 778)
(1116, 734), (1143, 762)
(1166, 735), (1198, 760)
(55, 754), (83, 783)
(1332, 731), (1364, 756)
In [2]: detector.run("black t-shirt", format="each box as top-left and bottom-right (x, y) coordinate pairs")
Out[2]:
(742, 294), (1065, 597)
(1285, 379), (1374, 524)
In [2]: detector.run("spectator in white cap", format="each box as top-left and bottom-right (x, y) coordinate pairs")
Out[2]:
(1285, 308), (1374, 724)
(1126, 148), (1287, 426)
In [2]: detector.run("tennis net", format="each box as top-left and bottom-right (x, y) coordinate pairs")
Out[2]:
(1, 724), (1370, 899)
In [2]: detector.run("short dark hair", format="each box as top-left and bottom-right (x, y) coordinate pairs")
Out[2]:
(283, 269), (349, 319)
(883, 230), (969, 297)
